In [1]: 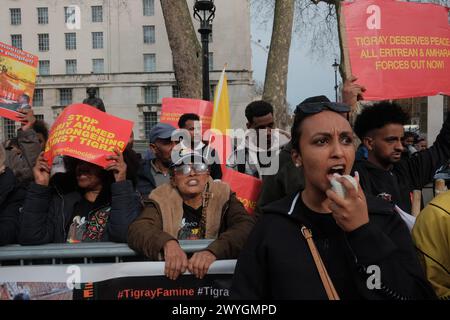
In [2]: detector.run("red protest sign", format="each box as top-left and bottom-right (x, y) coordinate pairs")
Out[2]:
(44, 104), (134, 168)
(0, 108), (21, 121)
(343, 0), (450, 100)
(221, 168), (262, 215)
(161, 98), (213, 133)
(0, 42), (38, 120)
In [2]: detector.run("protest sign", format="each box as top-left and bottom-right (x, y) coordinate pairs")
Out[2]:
(0, 260), (235, 300)
(161, 98), (213, 133)
(44, 104), (133, 167)
(0, 42), (38, 121)
(221, 168), (262, 214)
(343, 0), (450, 100)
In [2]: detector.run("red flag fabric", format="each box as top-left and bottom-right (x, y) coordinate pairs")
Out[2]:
(221, 168), (262, 215)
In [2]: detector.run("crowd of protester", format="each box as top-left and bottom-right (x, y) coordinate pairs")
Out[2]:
(0, 80), (449, 300)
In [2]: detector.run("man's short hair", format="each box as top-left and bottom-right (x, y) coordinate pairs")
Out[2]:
(245, 100), (273, 124)
(178, 113), (200, 128)
(33, 120), (49, 142)
(354, 101), (409, 140)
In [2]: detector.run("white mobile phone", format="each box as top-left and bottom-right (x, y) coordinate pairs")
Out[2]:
(330, 174), (358, 198)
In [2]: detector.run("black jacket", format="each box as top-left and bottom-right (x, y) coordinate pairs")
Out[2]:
(354, 116), (450, 213)
(19, 180), (141, 245)
(136, 159), (157, 199)
(0, 168), (25, 246)
(231, 192), (436, 300)
(257, 142), (305, 209)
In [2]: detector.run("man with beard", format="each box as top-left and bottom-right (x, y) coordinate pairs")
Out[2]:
(137, 123), (177, 198)
(354, 101), (450, 214)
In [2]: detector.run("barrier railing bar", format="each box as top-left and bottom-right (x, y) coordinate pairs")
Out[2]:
(0, 240), (213, 262)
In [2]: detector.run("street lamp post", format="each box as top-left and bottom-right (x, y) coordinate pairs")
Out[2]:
(193, 0), (216, 101)
(332, 59), (340, 102)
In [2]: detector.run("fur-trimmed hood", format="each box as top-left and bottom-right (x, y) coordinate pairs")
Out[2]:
(149, 177), (231, 239)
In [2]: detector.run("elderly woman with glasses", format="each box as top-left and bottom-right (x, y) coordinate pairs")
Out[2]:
(128, 150), (255, 280)
(231, 98), (436, 300)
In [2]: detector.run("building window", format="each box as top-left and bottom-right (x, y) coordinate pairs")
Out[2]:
(144, 86), (158, 104)
(3, 119), (16, 140)
(59, 89), (72, 106)
(143, 54), (156, 72)
(65, 33), (76, 50)
(10, 9), (21, 25)
(91, 6), (103, 22)
(11, 35), (22, 50)
(92, 32), (103, 49)
(64, 7), (76, 24)
(143, 26), (155, 44)
(38, 34), (49, 51)
(209, 27), (213, 43)
(208, 52), (213, 71)
(172, 85), (180, 98)
(143, 0), (155, 16)
(37, 7), (49, 24)
(92, 59), (104, 74)
(35, 114), (44, 121)
(39, 60), (50, 75)
(65, 60), (77, 75)
(33, 89), (43, 107)
(144, 112), (158, 139)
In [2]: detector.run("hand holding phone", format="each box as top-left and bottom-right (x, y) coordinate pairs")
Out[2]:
(330, 174), (358, 198)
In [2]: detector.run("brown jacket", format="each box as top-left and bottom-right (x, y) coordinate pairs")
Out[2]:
(128, 179), (255, 260)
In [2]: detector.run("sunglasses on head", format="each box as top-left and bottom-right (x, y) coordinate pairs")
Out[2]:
(295, 102), (350, 115)
(173, 163), (209, 176)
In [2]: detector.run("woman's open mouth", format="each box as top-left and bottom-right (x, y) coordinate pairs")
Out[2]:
(327, 165), (345, 180)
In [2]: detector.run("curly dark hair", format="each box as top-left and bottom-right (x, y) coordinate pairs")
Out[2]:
(245, 100), (273, 124)
(354, 101), (409, 140)
(178, 113), (200, 129)
(32, 119), (49, 142)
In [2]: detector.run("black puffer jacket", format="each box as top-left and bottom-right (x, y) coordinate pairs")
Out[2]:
(19, 179), (141, 245)
(0, 168), (25, 246)
(232, 192), (436, 300)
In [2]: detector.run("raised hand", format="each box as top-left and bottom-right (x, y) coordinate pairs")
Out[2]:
(326, 172), (369, 232)
(105, 148), (127, 182)
(342, 76), (366, 111)
(17, 109), (36, 131)
(33, 152), (50, 186)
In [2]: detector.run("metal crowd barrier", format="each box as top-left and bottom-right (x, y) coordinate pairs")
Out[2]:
(0, 240), (213, 266)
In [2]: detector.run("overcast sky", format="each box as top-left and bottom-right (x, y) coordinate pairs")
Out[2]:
(250, 3), (339, 111)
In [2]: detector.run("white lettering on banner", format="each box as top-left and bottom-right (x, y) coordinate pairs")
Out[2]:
(366, 5), (381, 30)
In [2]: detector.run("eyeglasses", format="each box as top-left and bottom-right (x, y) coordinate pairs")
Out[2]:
(295, 102), (350, 115)
(173, 163), (209, 176)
